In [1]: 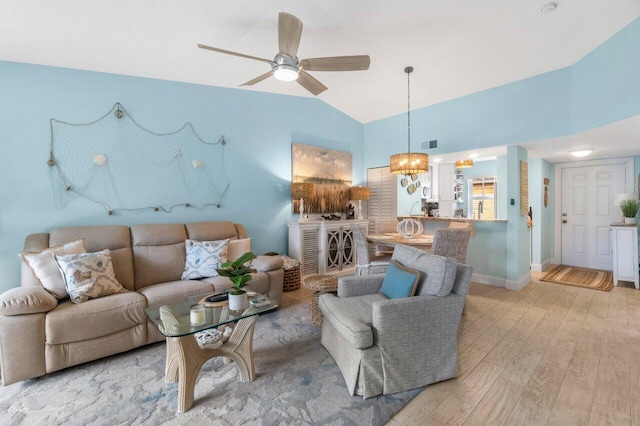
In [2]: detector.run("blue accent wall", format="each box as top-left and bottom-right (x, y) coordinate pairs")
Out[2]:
(0, 61), (363, 293)
(2, 17), (639, 292)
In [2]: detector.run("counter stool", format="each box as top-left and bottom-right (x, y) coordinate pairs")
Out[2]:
(303, 275), (339, 326)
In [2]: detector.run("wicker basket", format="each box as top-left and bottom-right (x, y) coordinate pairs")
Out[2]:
(283, 264), (301, 292)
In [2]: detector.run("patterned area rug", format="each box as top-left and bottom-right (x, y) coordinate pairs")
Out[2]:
(541, 265), (614, 291)
(0, 298), (420, 425)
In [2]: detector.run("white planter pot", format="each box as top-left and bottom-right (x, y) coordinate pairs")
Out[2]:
(624, 217), (637, 224)
(228, 292), (248, 311)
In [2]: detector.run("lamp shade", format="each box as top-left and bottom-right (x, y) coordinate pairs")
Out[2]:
(455, 159), (474, 168)
(614, 192), (635, 206)
(350, 186), (370, 201)
(390, 152), (429, 175)
(291, 182), (315, 200)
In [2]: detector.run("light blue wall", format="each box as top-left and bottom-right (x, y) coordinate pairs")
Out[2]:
(505, 146), (531, 288)
(0, 61), (363, 293)
(363, 18), (640, 283)
(529, 158), (555, 269)
(571, 17), (640, 133)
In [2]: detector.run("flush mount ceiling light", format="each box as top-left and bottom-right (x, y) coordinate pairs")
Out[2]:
(390, 67), (428, 175)
(541, 2), (558, 13)
(571, 150), (593, 158)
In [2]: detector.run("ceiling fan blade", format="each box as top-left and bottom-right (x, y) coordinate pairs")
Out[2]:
(197, 44), (272, 64)
(297, 70), (327, 96)
(300, 55), (371, 71)
(240, 71), (274, 86)
(278, 12), (303, 57)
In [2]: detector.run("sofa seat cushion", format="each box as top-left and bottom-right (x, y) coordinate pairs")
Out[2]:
(319, 293), (387, 349)
(46, 292), (147, 345)
(201, 272), (269, 295)
(137, 280), (214, 308)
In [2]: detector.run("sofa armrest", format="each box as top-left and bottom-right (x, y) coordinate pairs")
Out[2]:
(0, 287), (58, 316)
(252, 255), (284, 272)
(338, 275), (385, 297)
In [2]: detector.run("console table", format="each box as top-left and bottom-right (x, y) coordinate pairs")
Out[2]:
(288, 219), (369, 276)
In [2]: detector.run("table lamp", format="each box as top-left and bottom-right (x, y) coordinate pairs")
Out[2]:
(350, 186), (370, 220)
(291, 182), (315, 220)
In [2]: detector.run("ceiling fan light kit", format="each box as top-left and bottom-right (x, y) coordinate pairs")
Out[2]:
(390, 66), (429, 175)
(198, 12), (370, 95)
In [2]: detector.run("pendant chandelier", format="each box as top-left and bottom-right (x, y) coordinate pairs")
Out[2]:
(390, 66), (428, 175)
(455, 159), (474, 168)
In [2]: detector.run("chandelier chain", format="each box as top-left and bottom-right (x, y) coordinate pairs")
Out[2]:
(407, 68), (411, 154)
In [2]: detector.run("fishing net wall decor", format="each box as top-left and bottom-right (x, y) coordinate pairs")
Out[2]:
(48, 103), (230, 215)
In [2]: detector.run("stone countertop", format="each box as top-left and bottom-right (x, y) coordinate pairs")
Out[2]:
(397, 216), (507, 223)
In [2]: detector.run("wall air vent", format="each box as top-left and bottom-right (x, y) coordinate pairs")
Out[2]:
(420, 140), (438, 150)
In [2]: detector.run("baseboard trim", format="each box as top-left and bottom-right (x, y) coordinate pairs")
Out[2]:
(530, 259), (553, 273)
(471, 273), (506, 288)
(506, 272), (531, 291)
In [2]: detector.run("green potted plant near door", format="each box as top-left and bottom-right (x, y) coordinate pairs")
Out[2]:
(216, 252), (257, 311)
(620, 199), (640, 224)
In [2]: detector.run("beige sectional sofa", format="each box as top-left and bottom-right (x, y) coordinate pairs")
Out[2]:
(0, 221), (284, 386)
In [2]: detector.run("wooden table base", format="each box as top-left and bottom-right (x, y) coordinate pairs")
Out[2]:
(164, 315), (258, 413)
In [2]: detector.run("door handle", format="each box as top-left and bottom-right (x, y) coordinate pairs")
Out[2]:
(562, 220), (567, 224)
(562, 213), (568, 217)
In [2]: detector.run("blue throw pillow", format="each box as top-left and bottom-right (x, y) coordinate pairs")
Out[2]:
(380, 260), (420, 299)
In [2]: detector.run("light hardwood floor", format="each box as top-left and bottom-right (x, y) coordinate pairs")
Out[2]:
(286, 273), (640, 426)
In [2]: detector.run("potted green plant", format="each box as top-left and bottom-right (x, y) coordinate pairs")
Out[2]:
(620, 199), (640, 224)
(216, 252), (257, 311)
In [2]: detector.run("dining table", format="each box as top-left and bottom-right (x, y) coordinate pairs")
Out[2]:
(366, 232), (433, 250)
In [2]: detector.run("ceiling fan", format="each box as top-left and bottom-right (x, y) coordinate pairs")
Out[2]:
(197, 12), (370, 96)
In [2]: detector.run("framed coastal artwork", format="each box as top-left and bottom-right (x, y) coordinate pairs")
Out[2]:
(291, 142), (352, 213)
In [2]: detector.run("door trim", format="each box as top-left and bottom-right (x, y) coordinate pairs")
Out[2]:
(553, 157), (634, 266)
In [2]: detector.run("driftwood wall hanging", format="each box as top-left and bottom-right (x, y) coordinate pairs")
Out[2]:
(48, 103), (230, 215)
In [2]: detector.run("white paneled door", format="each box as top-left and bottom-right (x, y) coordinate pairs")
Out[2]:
(561, 164), (626, 270)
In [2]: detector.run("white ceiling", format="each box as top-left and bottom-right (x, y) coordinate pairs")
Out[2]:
(2, 0), (639, 162)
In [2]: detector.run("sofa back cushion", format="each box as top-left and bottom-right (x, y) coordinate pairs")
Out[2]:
(49, 226), (135, 291)
(391, 244), (458, 297)
(185, 221), (242, 241)
(131, 223), (187, 290)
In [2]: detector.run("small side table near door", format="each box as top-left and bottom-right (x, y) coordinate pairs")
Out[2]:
(611, 223), (639, 289)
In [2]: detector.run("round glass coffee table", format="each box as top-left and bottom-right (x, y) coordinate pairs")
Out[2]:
(303, 275), (338, 326)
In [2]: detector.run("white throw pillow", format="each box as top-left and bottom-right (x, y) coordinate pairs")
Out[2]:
(227, 238), (251, 262)
(181, 239), (230, 280)
(55, 249), (128, 304)
(20, 239), (86, 299)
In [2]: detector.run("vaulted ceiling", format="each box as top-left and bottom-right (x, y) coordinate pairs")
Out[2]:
(2, 1), (639, 161)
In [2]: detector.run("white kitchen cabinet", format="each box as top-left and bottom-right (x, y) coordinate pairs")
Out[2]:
(437, 163), (457, 217)
(288, 219), (369, 276)
(611, 224), (639, 289)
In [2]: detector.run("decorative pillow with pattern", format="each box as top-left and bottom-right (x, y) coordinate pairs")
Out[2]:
(20, 238), (86, 299)
(55, 249), (128, 303)
(182, 239), (230, 280)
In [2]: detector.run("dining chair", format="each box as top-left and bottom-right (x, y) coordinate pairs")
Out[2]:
(351, 225), (392, 276)
(431, 227), (472, 264)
